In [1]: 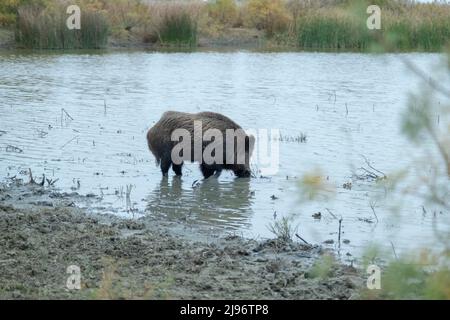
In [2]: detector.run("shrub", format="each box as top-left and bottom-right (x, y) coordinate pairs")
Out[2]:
(245, 0), (291, 37)
(207, 0), (238, 26)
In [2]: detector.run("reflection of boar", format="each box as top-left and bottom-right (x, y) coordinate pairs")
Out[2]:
(147, 111), (255, 178)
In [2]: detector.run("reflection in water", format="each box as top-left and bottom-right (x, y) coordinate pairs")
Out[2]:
(146, 176), (254, 230)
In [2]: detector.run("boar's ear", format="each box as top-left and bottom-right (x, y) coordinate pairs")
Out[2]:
(247, 134), (256, 155)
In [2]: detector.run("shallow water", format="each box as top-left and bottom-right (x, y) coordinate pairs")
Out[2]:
(0, 49), (448, 258)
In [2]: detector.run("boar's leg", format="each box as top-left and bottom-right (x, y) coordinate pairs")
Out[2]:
(160, 155), (172, 177)
(200, 164), (216, 179)
(172, 162), (183, 176)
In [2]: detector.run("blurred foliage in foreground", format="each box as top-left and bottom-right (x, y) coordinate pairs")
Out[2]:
(297, 46), (450, 301)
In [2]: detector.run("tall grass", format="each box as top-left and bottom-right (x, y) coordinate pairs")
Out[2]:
(295, 1), (450, 51)
(160, 10), (197, 46)
(15, 4), (109, 49)
(146, 2), (201, 47)
(296, 10), (373, 49)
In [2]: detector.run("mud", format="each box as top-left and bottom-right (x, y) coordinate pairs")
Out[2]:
(0, 181), (364, 299)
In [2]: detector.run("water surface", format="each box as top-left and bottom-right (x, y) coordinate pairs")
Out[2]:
(0, 49), (448, 258)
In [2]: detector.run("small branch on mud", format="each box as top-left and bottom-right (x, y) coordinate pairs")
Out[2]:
(295, 233), (309, 245)
(28, 168), (36, 184)
(28, 168), (54, 187)
(46, 178), (59, 186)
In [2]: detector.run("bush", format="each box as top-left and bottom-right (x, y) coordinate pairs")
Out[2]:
(1, 0), (39, 27)
(245, 0), (291, 37)
(207, 0), (238, 26)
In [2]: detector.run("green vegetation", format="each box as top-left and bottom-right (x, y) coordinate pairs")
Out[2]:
(160, 13), (197, 46)
(157, 3), (198, 46)
(359, 248), (450, 299)
(1, 0), (450, 50)
(294, 0), (450, 51)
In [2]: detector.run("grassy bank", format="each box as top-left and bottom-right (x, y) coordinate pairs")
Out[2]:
(1, 0), (450, 50)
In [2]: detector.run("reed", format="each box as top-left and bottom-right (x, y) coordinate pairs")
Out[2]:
(15, 3), (108, 49)
(295, 1), (450, 51)
(160, 10), (197, 46)
(146, 1), (201, 47)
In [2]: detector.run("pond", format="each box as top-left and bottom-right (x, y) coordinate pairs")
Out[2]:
(0, 49), (447, 258)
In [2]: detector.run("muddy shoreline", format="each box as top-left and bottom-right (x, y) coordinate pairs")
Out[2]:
(0, 180), (364, 299)
(0, 27), (277, 52)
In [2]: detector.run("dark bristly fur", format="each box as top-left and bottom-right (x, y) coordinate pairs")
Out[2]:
(147, 111), (255, 178)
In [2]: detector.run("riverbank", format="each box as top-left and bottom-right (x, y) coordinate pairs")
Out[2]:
(0, 180), (363, 299)
(2, 0), (450, 51)
(0, 28), (14, 49)
(0, 27), (269, 51)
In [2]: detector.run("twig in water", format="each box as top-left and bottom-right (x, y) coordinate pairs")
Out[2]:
(60, 136), (79, 149)
(361, 155), (386, 177)
(192, 180), (199, 188)
(390, 241), (398, 260)
(353, 155), (387, 181)
(61, 108), (74, 127)
(338, 218), (343, 245)
(369, 201), (379, 223)
(6, 145), (23, 153)
(325, 208), (338, 220)
(295, 233), (310, 245)
(35, 129), (48, 138)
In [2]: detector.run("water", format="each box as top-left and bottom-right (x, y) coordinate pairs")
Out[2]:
(0, 49), (448, 258)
